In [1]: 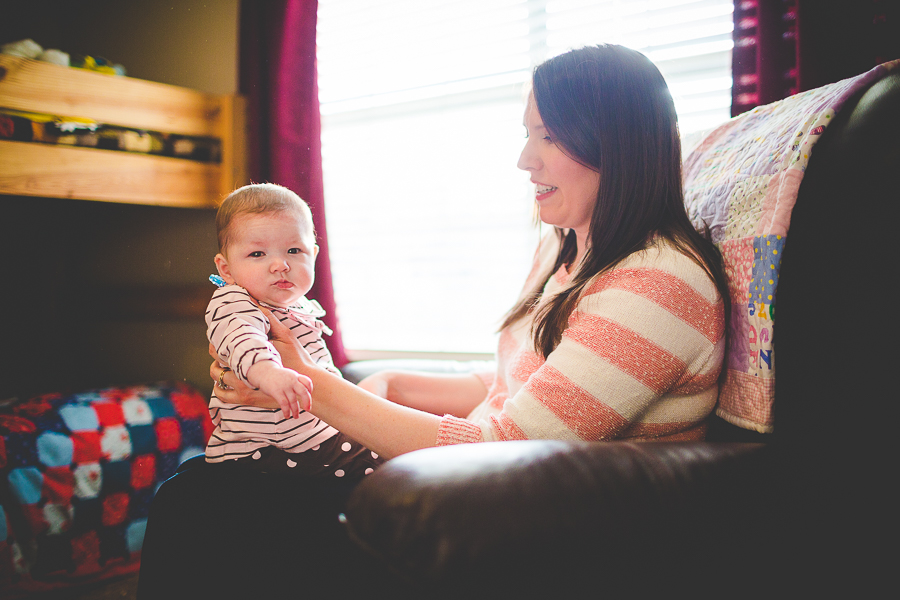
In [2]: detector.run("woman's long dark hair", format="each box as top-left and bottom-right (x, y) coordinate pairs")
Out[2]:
(502, 44), (730, 358)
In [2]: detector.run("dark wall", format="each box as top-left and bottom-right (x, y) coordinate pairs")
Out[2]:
(1, 0), (239, 400)
(0, 196), (219, 400)
(799, 0), (900, 91)
(1, 0), (238, 94)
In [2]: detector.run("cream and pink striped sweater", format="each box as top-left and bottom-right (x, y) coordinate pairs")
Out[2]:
(436, 235), (726, 445)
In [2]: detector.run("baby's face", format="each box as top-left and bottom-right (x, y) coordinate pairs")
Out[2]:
(215, 211), (318, 308)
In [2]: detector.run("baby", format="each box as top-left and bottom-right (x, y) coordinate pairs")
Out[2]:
(204, 183), (374, 475)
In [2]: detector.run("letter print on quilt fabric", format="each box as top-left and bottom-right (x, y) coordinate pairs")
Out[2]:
(749, 234), (784, 375)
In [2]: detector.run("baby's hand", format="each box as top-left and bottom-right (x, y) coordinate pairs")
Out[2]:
(251, 363), (314, 419)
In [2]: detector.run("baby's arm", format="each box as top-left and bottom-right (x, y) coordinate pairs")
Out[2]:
(246, 361), (313, 419)
(207, 286), (310, 418)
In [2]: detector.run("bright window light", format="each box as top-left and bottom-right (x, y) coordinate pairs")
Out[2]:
(317, 0), (734, 355)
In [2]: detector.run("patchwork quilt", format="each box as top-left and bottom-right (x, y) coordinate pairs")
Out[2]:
(0, 382), (213, 597)
(682, 59), (899, 433)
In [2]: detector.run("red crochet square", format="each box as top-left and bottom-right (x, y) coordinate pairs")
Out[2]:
(72, 430), (102, 463)
(101, 492), (129, 527)
(71, 530), (102, 576)
(41, 466), (75, 504)
(154, 418), (182, 452)
(21, 504), (47, 535)
(170, 390), (208, 419)
(202, 415), (215, 443)
(93, 402), (126, 427)
(130, 454), (156, 489)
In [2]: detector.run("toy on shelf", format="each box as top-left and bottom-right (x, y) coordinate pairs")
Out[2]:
(0, 38), (126, 75)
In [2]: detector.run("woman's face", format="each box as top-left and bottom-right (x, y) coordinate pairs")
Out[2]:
(517, 95), (600, 248)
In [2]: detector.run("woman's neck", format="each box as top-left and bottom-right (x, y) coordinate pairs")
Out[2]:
(572, 229), (588, 271)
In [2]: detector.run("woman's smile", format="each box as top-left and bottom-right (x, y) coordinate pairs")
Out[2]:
(534, 182), (558, 201)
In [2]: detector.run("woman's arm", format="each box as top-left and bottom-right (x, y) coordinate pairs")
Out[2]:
(212, 311), (488, 459)
(357, 370), (487, 418)
(438, 248), (727, 445)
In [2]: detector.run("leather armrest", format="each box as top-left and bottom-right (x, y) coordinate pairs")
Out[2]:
(343, 440), (775, 596)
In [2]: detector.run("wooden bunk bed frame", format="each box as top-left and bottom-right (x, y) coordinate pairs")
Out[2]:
(0, 56), (250, 599)
(0, 55), (246, 207)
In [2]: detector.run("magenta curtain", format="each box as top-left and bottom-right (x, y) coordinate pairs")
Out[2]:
(240, 0), (348, 366)
(732, 0), (899, 116)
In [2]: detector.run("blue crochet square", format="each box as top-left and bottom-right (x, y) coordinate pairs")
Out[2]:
(8, 467), (43, 504)
(128, 488), (155, 521)
(145, 397), (176, 419)
(4, 432), (39, 469)
(71, 497), (103, 534)
(127, 424), (157, 455)
(31, 412), (67, 435)
(101, 461), (131, 494)
(59, 404), (99, 432)
(179, 419), (205, 448)
(37, 431), (74, 467)
(157, 452), (181, 480)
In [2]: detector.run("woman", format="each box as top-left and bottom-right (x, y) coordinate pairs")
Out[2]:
(138, 44), (728, 598)
(212, 44), (728, 459)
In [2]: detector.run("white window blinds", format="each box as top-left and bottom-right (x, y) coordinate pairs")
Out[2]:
(317, 0), (733, 355)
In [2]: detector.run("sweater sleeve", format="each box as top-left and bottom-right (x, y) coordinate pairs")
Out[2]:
(436, 250), (725, 445)
(205, 285), (281, 387)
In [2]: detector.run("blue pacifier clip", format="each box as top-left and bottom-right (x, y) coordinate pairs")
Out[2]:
(209, 274), (227, 287)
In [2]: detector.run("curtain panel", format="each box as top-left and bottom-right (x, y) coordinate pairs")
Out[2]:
(239, 0), (348, 366)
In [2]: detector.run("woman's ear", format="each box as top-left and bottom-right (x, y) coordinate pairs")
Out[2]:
(214, 253), (236, 284)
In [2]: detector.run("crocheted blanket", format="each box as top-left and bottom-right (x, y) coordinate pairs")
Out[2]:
(0, 382), (213, 598)
(682, 59), (899, 433)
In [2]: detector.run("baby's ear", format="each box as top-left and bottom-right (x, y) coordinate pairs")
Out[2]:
(214, 253), (236, 284)
(312, 244), (320, 260)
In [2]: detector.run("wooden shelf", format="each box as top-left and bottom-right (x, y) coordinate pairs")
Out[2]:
(0, 55), (246, 207)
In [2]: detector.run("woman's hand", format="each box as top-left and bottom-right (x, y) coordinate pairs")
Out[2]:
(208, 307), (322, 417)
(239, 309), (475, 458)
(208, 353), (281, 410)
(260, 307), (321, 375)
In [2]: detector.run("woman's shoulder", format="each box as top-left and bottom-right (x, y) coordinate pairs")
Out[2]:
(597, 238), (720, 302)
